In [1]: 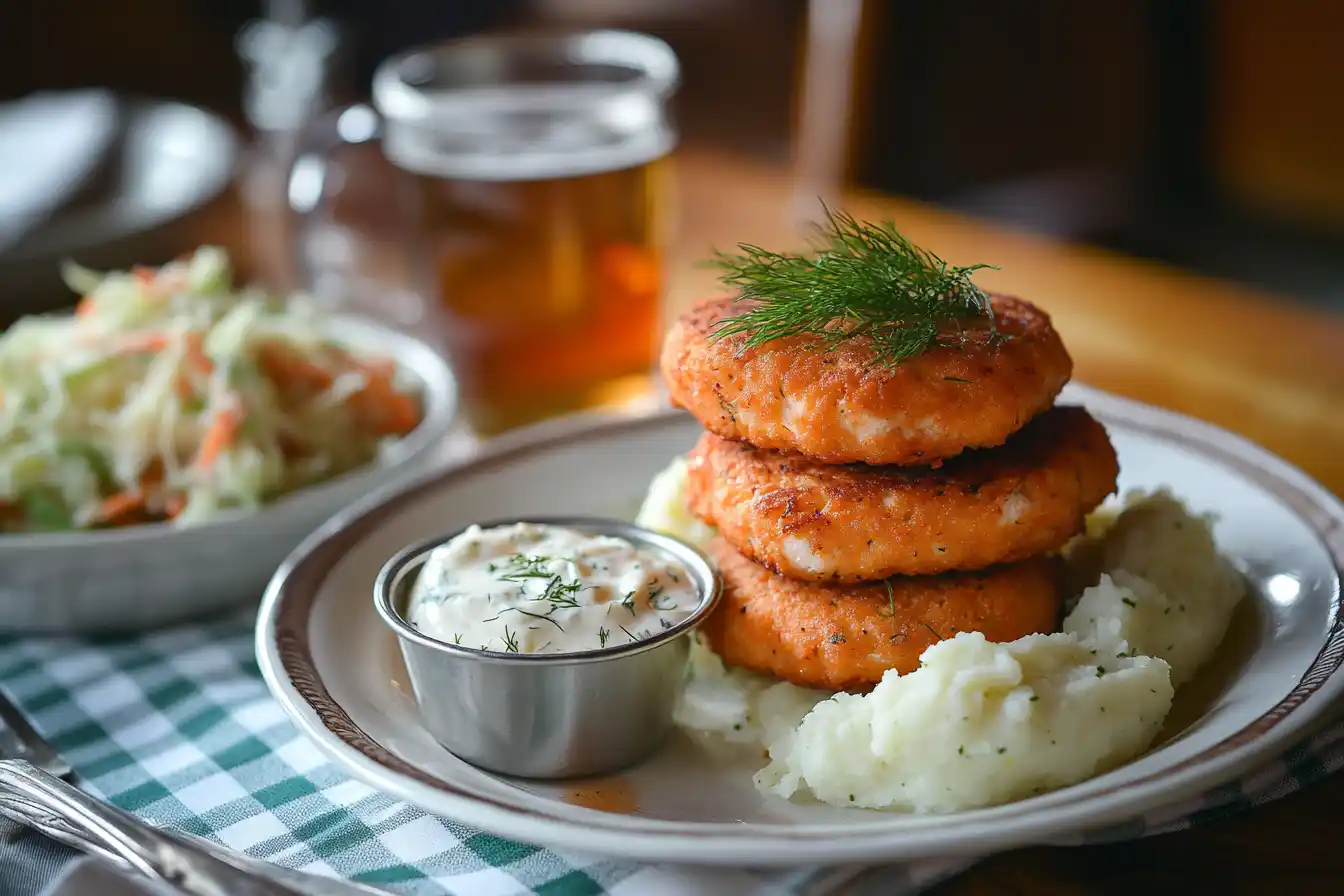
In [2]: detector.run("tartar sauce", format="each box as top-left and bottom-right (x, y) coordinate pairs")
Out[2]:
(407, 522), (698, 654)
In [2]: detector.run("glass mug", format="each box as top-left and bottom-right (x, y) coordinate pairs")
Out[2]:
(289, 30), (679, 435)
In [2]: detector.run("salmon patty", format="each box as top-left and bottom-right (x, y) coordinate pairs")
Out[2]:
(661, 294), (1072, 465)
(687, 406), (1118, 581)
(701, 540), (1064, 692)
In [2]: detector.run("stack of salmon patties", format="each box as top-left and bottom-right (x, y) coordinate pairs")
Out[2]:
(660, 294), (1119, 692)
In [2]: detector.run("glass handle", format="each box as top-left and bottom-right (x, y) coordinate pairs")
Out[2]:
(285, 103), (384, 300)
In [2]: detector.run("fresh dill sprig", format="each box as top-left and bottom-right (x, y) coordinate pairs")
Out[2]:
(502, 626), (520, 653)
(707, 205), (1000, 366)
(498, 554), (554, 582)
(598, 627), (611, 648)
(538, 576), (583, 609)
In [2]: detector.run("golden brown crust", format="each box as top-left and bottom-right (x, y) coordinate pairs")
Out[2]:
(686, 406), (1118, 581)
(660, 293), (1072, 465)
(700, 541), (1064, 692)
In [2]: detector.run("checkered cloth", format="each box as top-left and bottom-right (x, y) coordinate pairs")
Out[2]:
(0, 615), (1340, 896)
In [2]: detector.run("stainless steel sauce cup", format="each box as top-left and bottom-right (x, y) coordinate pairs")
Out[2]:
(374, 517), (722, 779)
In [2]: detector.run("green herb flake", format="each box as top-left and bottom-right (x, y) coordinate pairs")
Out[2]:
(649, 584), (677, 612)
(538, 576), (583, 610)
(19, 486), (74, 532)
(498, 554), (554, 582)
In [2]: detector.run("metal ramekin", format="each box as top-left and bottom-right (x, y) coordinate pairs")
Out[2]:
(374, 517), (722, 779)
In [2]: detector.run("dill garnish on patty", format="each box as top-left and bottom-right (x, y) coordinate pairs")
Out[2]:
(707, 206), (1001, 365)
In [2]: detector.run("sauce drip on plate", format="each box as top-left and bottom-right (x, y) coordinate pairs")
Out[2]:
(562, 777), (640, 814)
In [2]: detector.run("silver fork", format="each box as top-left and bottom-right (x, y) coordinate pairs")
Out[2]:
(0, 686), (383, 895)
(0, 686), (133, 868)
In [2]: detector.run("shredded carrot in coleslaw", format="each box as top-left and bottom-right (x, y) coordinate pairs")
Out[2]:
(0, 247), (424, 533)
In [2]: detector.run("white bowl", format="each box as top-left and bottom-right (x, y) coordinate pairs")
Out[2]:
(0, 316), (457, 633)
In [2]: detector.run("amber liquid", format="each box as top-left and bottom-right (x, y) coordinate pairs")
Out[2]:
(418, 158), (671, 435)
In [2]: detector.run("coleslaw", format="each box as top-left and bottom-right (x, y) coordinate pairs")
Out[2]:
(0, 248), (423, 533)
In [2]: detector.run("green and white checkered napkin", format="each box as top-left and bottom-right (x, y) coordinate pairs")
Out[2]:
(0, 614), (1341, 896)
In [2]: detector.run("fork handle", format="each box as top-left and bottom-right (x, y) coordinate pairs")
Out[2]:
(0, 759), (300, 895)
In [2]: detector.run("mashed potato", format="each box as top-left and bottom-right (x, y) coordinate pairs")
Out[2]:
(675, 630), (828, 746)
(636, 455), (717, 553)
(639, 457), (1244, 813)
(757, 633), (1173, 812)
(1063, 490), (1246, 686)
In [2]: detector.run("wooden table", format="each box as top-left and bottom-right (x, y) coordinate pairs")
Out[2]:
(211, 145), (1344, 893)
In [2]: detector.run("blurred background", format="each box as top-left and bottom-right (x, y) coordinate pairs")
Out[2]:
(2, 0), (1342, 317)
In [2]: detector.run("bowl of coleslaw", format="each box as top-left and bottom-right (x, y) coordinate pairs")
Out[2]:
(0, 248), (457, 631)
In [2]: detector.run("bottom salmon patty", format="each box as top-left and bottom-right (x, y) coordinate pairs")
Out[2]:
(701, 540), (1064, 692)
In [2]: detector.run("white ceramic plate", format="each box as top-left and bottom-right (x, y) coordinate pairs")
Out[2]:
(1, 93), (239, 315)
(0, 317), (457, 633)
(0, 91), (119, 253)
(256, 384), (1344, 865)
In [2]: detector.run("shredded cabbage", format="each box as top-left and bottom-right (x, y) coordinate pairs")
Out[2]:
(0, 248), (423, 532)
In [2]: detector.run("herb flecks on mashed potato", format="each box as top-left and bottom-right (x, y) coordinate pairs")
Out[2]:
(639, 457), (1245, 813)
(757, 632), (1173, 813)
(1063, 490), (1246, 687)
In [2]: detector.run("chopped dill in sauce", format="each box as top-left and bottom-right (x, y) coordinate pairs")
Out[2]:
(407, 522), (697, 655)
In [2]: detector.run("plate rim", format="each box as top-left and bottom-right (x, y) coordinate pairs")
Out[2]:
(255, 385), (1344, 864)
(4, 94), (240, 265)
